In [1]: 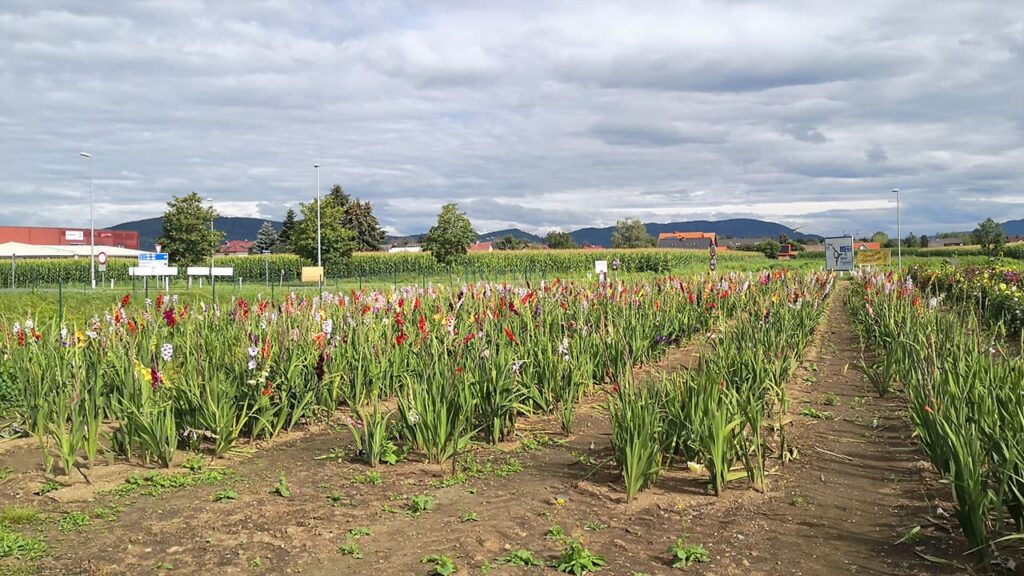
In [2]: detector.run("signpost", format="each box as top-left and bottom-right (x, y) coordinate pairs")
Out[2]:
(594, 260), (608, 285)
(97, 251), (107, 284)
(131, 252), (176, 297)
(301, 266), (324, 283)
(855, 249), (892, 267)
(824, 236), (855, 271)
(709, 239), (718, 272)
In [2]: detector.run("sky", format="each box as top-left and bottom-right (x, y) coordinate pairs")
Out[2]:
(1, 1), (1022, 237)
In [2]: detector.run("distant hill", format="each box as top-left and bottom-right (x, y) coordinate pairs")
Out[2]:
(477, 229), (545, 244)
(570, 218), (821, 247)
(110, 217), (280, 251)
(1004, 219), (1024, 236)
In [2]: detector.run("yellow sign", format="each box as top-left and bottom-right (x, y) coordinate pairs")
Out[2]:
(301, 266), (324, 282)
(855, 249), (892, 266)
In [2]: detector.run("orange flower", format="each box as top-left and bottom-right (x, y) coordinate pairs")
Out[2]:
(504, 326), (517, 343)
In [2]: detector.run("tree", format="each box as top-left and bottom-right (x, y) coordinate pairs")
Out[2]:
(904, 232), (917, 249)
(870, 231), (889, 245)
(494, 235), (528, 251)
(158, 192), (223, 268)
(291, 196), (356, 273)
(422, 203), (477, 267)
(343, 199), (386, 252)
(919, 234), (929, 248)
(611, 218), (655, 248)
(756, 239), (781, 259)
(274, 208), (297, 253)
(973, 218), (1006, 254)
(250, 221), (278, 254)
(327, 184), (350, 210)
(545, 231), (577, 249)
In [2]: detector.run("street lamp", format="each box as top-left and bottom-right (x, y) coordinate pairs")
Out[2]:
(892, 188), (902, 274)
(314, 163), (321, 267)
(79, 152), (95, 289)
(206, 197), (216, 299)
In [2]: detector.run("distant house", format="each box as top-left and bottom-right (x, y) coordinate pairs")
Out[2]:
(718, 237), (770, 250)
(468, 242), (493, 253)
(388, 244), (423, 253)
(656, 232), (718, 249)
(928, 237), (966, 248)
(855, 241), (881, 250)
(219, 240), (255, 256)
(581, 243), (605, 250)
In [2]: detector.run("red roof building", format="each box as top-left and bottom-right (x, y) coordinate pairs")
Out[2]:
(468, 241), (493, 253)
(219, 240), (255, 255)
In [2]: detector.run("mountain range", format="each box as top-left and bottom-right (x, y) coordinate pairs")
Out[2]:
(108, 216), (1024, 252)
(110, 216), (819, 251)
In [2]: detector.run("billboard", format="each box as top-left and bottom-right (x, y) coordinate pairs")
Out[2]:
(824, 236), (855, 271)
(856, 249), (892, 266)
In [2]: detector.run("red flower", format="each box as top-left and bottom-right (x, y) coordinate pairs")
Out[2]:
(394, 311), (405, 328)
(163, 308), (176, 328)
(17, 331), (25, 346)
(156, 293), (163, 309)
(261, 380), (274, 397)
(413, 297), (421, 311)
(32, 329), (41, 341)
(418, 315), (428, 336)
(127, 320), (137, 334)
(610, 382), (619, 395)
(455, 367), (463, 374)
(503, 326), (517, 343)
(688, 292), (696, 304)
(395, 332), (408, 346)
(462, 332), (476, 345)
(121, 293), (131, 309)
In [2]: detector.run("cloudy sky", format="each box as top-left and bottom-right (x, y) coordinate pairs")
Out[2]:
(1, 1), (1022, 237)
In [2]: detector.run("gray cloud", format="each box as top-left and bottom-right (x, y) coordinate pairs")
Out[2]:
(1, 0), (1023, 238)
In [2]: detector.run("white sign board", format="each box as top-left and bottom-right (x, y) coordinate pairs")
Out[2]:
(824, 236), (855, 271)
(65, 230), (84, 241)
(594, 260), (608, 274)
(138, 252), (169, 269)
(97, 252), (108, 265)
(186, 266), (234, 277)
(129, 266), (178, 277)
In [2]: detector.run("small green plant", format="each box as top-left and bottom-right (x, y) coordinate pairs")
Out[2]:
(494, 458), (523, 478)
(182, 454), (207, 472)
(799, 407), (833, 420)
(352, 471), (382, 485)
(213, 489), (239, 503)
(327, 491), (345, 505)
(499, 548), (542, 566)
(338, 541), (364, 559)
(430, 473), (467, 488)
(0, 527), (48, 560)
(546, 525), (566, 540)
(0, 466), (14, 482)
(407, 494), (436, 516)
(272, 473), (291, 498)
(422, 553), (457, 575)
(822, 393), (839, 406)
(460, 510), (478, 522)
(57, 510), (90, 533)
(894, 525), (922, 545)
(36, 480), (61, 496)
(0, 506), (41, 526)
(555, 537), (606, 575)
(584, 521), (607, 531)
(247, 557), (264, 568)
(90, 506), (121, 521)
(572, 452), (599, 467)
(669, 536), (709, 569)
(347, 527), (372, 539)
(790, 495), (805, 507)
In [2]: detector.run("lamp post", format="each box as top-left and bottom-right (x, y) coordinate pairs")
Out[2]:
(314, 163), (321, 267)
(79, 152), (95, 289)
(207, 197), (216, 300)
(892, 188), (902, 274)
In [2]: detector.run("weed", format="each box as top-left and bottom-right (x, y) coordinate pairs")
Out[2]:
(352, 471), (382, 485)
(422, 553), (457, 575)
(799, 407), (833, 420)
(247, 557), (263, 568)
(347, 527), (372, 539)
(584, 521), (607, 531)
(460, 510), (478, 522)
(182, 454), (207, 472)
(271, 473), (291, 498)
(327, 492), (345, 505)
(0, 527), (48, 560)
(789, 495), (805, 507)
(555, 537), (606, 574)
(36, 480), (61, 496)
(499, 549), (542, 566)
(822, 393), (839, 406)
(669, 536), (709, 569)
(895, 525), (922, 545)
(57, 511), (90, 533)
(546, 525), (566, 541)
(572, 452), (599, 467)
(0, 506), (41, 526)
(0, 466), (14, 482)
(338, 542), (364, 559)
(212, 489), (239, 503)
(407, 494), (435, 516)
(90, 506), (122, 521)
(494, 458), (522, 478)
(430, 473), (467, 488)
(104, 469), (229, 498)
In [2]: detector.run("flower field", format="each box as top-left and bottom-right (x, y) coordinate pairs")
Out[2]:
(910, 263), (1024, 335)
(2, 271), (831, 496)
(849, 271), (1024, 565)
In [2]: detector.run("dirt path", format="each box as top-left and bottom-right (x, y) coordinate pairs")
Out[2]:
(703, 284), (966, 575)
(0, 288), (971, 576)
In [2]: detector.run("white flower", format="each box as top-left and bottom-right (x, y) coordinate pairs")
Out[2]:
(12, 322), (21, 334)
(24, 319), (34, 330)
(322, 319), (334, 335)
(161, 343), (174, 362)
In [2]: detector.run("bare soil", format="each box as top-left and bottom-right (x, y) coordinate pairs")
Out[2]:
(0, 287), (978, 576)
